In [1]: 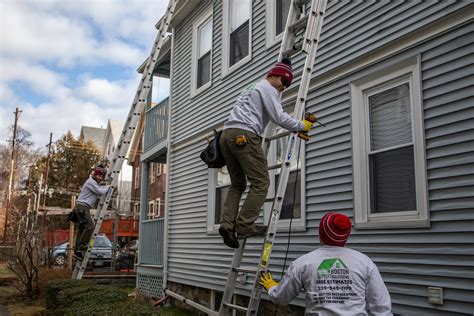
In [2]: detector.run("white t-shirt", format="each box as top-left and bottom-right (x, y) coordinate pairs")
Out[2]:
(268, 246), (392, 316)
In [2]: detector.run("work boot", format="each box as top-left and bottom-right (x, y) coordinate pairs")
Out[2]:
(219, 226), (239, 249)
(236, 225), (268, 239)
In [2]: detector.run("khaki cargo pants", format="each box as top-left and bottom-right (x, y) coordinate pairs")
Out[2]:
(219, 128), (269, 230)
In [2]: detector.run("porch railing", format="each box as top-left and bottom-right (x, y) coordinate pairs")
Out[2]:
(144, 98), (169, 152)
(139, 218), (164, 265)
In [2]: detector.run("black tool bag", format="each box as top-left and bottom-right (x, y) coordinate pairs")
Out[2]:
(67, 209), (79, 223)
(200, 129), (226, 168)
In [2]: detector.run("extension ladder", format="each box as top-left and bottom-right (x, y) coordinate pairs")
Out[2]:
(219, 0), (327, 314)
(71, 0), (178, 280)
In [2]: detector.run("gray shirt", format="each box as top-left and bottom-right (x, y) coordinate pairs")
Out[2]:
(224, 79), (304, 135)
(268, 246), (392, 316)
(76, 176), (110, 208)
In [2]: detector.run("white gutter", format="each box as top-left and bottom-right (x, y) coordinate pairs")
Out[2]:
(165, 290), (218, 316)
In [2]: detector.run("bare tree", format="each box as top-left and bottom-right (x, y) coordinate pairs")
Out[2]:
(0, 205), (42, 298)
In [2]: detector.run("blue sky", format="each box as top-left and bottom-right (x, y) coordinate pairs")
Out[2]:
(1, 0), (170, 147)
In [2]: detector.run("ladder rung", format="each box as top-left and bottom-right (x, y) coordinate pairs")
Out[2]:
(288, 15), (308, 33)
(233, 267), (256, 274)
(223, 303), (248, 313)
(266, 131), (290, 142)
(268, 163), (281, 171)
(264, 197), (274, 203)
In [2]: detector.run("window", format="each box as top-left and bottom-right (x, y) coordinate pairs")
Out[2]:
(134, 166), (140, 189)
(156, 163), (162, 177)
(215, 167), (231, 225)
(150, 163), (156, 184)
(222, 0), (251, 75)
(266, 0), (291, 47)
(147, 201), (155, 220)
(266, 125), (306, 231)
(133, 203), (140, 215)
(351, 57), (428, 228)
(156, 198), (162, 218)
(192, 10), (213, 94)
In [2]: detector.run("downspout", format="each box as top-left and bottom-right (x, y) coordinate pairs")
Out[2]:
(136, 160), (149, 289)
(162, 26), (175, 290)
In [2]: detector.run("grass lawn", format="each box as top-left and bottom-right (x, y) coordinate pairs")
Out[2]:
(0, 263), (15, 277)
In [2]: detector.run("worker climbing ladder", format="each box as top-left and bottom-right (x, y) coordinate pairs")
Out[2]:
(219, 0), (327, 314)
(71, 0), (178, 280)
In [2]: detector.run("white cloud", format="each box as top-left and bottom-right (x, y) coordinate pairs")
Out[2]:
(0, 0), (170, 147)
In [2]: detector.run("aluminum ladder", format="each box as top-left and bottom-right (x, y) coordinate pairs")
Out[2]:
(71, 0), (178, 280)
(219, 0), (327, 314)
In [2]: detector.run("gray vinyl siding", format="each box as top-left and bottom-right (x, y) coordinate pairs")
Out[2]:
(163, 0), (474, 314)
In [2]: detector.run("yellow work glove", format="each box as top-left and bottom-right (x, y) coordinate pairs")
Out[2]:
(258, 271), (279, 292)
(302, 119), (314, 132)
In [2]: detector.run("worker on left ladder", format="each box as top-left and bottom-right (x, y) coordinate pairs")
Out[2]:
(72, 166), (110, 260)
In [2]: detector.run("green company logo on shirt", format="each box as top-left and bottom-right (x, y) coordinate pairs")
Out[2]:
(317, 258), (348, 278)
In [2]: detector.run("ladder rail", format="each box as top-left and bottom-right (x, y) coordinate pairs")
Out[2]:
(246, 1), (327, 313)
(219, 0), (327, 314)
(72, 0), (178, 280)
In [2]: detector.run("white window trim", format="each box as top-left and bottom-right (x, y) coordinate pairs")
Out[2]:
(191, 9), (213, 97)
(133, 202), (140, 215)
(351, 56), (429, 229)
(150, 163), (156, 184)
(156, 198), (161, 218)
(156, 163), (162, 176)
(134, 166), (140, 189)
(147, 200), (155, 219)
(265, 0), (285, 49)
(221, 0), (252, 78)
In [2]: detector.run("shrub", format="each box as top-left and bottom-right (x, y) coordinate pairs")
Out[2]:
(58, 300), (159, 316)
(46, 279), (93, 309)
(38, 267), (71, 297)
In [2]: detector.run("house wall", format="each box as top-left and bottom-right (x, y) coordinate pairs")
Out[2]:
(162, 0), (473, 314)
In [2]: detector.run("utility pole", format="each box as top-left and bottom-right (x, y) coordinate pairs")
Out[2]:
(41, 133), (53, 229)
(3, 107), (22, 241)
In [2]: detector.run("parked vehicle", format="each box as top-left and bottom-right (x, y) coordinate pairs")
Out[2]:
(116, 239), (138, 270)
(49, 235), (113, 267)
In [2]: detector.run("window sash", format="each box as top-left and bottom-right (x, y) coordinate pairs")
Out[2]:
(276, 0), (290, 35)
(230, 21), (249, 67)
(197, 51), (211, 88)
(230, 0), (250, 31)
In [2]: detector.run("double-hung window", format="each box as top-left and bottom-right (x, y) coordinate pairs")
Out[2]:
(147, 201), (155, 220)
(266, 0), (291, 47)
(208, 167), (231, 230)
(351, 57), (428, 228)
(265, 123), (306, 231)
(192, 10), (213, 94)
(134, 166), (140, 189)
(222, 0), (251, 74)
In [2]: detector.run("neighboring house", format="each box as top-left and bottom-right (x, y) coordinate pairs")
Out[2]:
(128, 109), (167, 223)
(79, 126), (107, 156)
(135, 1), (473, 315)
(100, 119), (133, 215)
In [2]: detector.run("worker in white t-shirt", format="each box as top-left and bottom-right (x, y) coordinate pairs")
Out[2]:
(259, 212), (392, 315)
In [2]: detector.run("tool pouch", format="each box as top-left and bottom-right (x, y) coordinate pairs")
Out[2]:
(234, 135), (248, 146)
